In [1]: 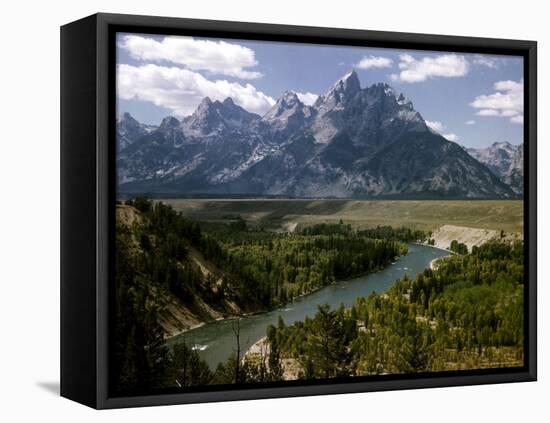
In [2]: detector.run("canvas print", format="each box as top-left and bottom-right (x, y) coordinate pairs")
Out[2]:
(114, 32), (525, 395)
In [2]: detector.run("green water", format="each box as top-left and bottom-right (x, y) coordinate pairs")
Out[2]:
(167, 243), (449, 369)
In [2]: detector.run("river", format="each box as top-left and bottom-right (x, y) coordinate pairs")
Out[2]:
(166, 243), (449, 369)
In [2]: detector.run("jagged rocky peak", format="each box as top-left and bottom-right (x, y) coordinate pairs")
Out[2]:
(368, 81), (393, 93)
(273, 90), (301, 109)
(117, 70), (517, 199)
(331, 69), (361, 96)
(196, 96), (213, 111)
(466, 141), (523, 195)
(117, 112), (154, 151)
(193, 97), (218, 120)
(395, 91), (413, 107)
(315, 70), (361, 111)
(117, 112), (146, 129)
(193, 96), (243, 119)
(181, 96), (261, 137)
(364, 82), (411, 106)
(117, 112), (141, 134)
(310, 73), (425, 144)
(222, 97), (235, 106)
(157, 116), (183, 145)
(365, 83), (422, 126)
(118, 111), (134, 122)
(264, 91), (303, 117)
(193, 96), (254, 116)
(280, 90), (300, 105)
(262, 90), (315, 132)
(467, 141), (519, 166)
(490, 141), (515, 152)
(160, 115), (181, 128)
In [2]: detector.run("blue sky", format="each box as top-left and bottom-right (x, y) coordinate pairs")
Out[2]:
(117, 32), (524, 148)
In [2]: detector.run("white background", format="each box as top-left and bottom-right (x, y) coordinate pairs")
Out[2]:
(0, 0), (547, 421)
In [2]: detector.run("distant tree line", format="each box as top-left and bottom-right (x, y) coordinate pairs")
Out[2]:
(300, 222), (427, 243)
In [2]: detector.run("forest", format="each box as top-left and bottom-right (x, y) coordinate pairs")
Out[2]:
(113, 198), (523, 393)
(265, 240), (524, 379)
(112, 198), (409, 393)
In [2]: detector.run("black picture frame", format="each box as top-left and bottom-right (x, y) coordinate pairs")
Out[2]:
(61, 12), (537, 409)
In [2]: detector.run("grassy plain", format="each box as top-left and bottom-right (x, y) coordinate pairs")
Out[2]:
(157, 199), (524, 233)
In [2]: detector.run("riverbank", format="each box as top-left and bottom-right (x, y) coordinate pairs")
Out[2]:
(413, 242), (455, 255)
(241, 241), (450, 377)
(429, 256), (450, 270)
(243, 336), (302, 381)
(174, 243), (450, 370)
(166, 251), (406, 340)
(427, 224), (522, 252)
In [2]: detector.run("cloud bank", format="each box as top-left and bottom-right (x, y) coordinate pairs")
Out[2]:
(119, 34), (262, 80)
(117, 64), (275, 116)
(426, 120), (445, 132)
(426, 120), (459, 142)
(473, 56), (498, 69)
(390, 54), (469, 83)
(356, 56), (393, 69)
(296, 92), (319, 106)
(443, 133), (459, 142)
(470, 79), (523, 124)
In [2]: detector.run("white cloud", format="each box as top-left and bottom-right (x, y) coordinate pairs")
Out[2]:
(473, 56), (498, 69)
(426, 120), (458, 141)
(500, 109), (519, 117)
(470, 79), (523, 124)
(391, 54), (469, 83)
(465, 120), (476, 125)
(494, 79), (523, 92)
(296, 92), (319, 106)
(356, 55), (393, 69)
(426, 120), (445, 132)
(443, 133), (459, 142)
(476, 109), (500, 116)
(118, 34), (262, 80)
(117, 64), (275, 117)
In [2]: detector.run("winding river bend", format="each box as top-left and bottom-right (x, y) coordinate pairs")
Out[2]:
(167, 243), (449, 369)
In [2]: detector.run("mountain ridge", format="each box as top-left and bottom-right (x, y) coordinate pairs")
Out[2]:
(467, 141), (523, 195)
(117, 71), (518, 199)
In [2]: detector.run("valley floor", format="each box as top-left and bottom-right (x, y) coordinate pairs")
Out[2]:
(147, 198), (523, 336)
(160, 198), (524, 233)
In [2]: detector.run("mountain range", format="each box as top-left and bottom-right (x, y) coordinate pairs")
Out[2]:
(466, 142), (524, 195)
(117, 70), (521, 199)
(116, 112), (156, 151)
